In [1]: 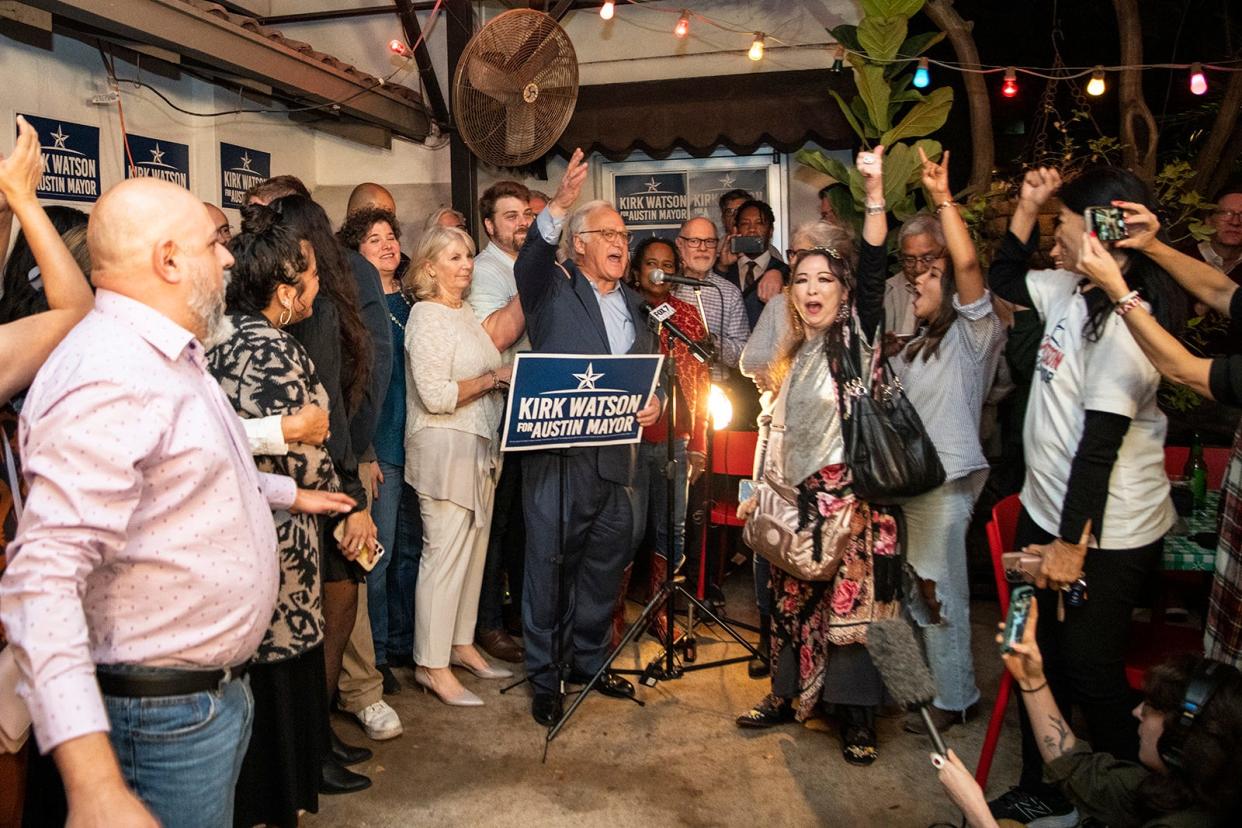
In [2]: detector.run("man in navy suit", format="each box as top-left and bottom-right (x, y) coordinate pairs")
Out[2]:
(514, 149), (661, 726)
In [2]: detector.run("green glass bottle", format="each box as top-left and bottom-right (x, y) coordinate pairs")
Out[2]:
(1184, 432), (1208, 511)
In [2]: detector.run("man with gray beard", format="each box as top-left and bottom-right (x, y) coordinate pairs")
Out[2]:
(0, 177), (354, 827)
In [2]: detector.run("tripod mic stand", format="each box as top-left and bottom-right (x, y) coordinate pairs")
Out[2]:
(548, 332), (761, 742)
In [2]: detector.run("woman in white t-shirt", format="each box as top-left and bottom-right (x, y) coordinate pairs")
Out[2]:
(855, 148), (1007, 735)
(984, 165), (1186, 825)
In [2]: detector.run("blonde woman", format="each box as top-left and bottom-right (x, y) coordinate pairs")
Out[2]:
(404, 226), (512, 706)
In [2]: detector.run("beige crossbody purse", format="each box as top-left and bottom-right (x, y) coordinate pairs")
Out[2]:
(1, 433), (32, 754)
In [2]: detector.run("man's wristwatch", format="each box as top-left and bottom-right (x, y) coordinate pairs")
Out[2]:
(865, 201), (885, 215)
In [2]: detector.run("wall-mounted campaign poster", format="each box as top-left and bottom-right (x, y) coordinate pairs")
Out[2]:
(602, 154), (785, 250)
(125, 135), (190, 189)
(220, 142), (270, 208)
(21, 114), (101, 203)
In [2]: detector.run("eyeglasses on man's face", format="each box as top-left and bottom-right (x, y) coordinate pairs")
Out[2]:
(679, 235), (718, 249)
(1214, 209), (1242, 223)
(900, 251), (946, 271)
(579, 228), (632, 244)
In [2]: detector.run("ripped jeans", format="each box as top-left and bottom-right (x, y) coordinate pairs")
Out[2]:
(903, 470), (987, 713)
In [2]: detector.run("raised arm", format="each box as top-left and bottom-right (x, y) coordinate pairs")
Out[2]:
(921, 148), (984, 305)
(1078, 231), (1214, 396)
(515, 148), (587, 315)
(480, 295), (526, 352)
(0, 116), (94, 403)
(855, 146), (889, 338)
(1113, 200), (1237, 316)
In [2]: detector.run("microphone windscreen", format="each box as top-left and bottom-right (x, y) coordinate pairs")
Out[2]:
(649, 268), (666, 284)
(866, 617), (937, 711)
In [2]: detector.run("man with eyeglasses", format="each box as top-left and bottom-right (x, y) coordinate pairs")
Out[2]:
(673, 216), (749, 371)
(205, 202), (231, 246)
(1187, 180), (1242, 283)
(514, 149), (662, 727)
(887, 214), (948, 338)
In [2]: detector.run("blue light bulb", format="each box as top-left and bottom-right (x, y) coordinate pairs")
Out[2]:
(913, 59), (930, 89)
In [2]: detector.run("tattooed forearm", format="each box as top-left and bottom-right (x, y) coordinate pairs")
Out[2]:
(1039, 714), (1076, 761)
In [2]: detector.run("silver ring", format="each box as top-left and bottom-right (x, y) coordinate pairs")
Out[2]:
(860, 153), (876, 165)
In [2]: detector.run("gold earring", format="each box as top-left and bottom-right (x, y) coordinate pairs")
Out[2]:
(278, 303), (292, 327)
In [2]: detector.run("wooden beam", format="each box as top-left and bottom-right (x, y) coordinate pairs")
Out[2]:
(394, 0), (448, 128)
(445, 0), (476, 238)
(23, 0), (431, 140)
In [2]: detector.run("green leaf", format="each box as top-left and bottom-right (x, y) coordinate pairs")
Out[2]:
(851, 60), (893, 132)
(899, 30), (945, 57)
(858, 15), (907, 61)
(881, 87), (953, 145)
(891, 193), (919, 222)
(851, 96), (880, 138)
(829, 90), (868, 141)
(827, 185), (862, 232)
(862, 0), (924, 17)
(829, 24), (862, 54)
(794, 149), (853, 187)
(878, 143), (918, 207)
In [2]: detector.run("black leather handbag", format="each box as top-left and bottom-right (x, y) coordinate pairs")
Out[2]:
(837, 321), (945, 502)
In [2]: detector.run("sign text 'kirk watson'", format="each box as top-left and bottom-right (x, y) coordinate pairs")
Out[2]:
(501, 354), (663, 452)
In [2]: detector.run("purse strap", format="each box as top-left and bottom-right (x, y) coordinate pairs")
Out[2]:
(2, 429), (20, 523)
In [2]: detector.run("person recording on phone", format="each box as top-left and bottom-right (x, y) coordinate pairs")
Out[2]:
(984, 165), (1186, 826)
(936, 600), (1242, 828)
(715, 199), (789, 330)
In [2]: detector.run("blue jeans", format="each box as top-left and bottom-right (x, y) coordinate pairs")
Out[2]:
(633, 438), (689, 568)
(904, 471), (986, 712)
(104, 672), (254, 828)
(370, 459), (422, 664)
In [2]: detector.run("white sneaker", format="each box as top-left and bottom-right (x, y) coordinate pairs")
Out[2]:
(354, 700), (403, 740)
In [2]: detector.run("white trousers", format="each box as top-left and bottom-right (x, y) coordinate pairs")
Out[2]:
(413, 488), (495, 668)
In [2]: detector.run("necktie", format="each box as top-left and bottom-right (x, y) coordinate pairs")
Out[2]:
(744, 260), (757, 291)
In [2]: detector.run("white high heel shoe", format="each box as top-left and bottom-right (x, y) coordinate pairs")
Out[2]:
(449, 654), (514, 680)
(414, 666), (484, 707)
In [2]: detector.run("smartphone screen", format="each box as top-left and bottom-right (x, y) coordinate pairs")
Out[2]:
(1001, 585), (1035, 654)
(738, 479), (757, 502)
(1084, 206), (1129, 242)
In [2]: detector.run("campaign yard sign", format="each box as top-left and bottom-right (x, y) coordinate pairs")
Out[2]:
(125, 135), (190, 188)
(501, 354), (663, 452)
(219, 142), (270, 208)
(21, 114), (100, 203)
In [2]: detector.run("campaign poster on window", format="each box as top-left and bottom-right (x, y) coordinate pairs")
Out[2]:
(219, 142), (270, 208)
(125, 135), (190, 189)
(20, 114), (101, 203)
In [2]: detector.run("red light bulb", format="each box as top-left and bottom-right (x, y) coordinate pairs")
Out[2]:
(1001, 67), (1018, 98)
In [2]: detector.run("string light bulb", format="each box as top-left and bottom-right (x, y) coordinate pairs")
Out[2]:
(1001, 67), (1018, 98)
(913, 57), (930, 89)
(831, 44), (845, 73)
(748, 32), (765, 62)
(599, 1), (614, 21)
(674, 10), (690, 39)
(1189, 62), (1208, 95)
(388, 39), (410, 57)
(1086, 67), (1106, 97)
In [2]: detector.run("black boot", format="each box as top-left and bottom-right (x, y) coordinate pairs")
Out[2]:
(748, 614), (771, 678)
(329, 728), (372, 765)
(319, 758), (371, 794)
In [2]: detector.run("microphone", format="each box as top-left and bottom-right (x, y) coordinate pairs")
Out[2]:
(650, 269), (710, 288)
(866, 618), (950, 758)
(642, 304), (711, 364)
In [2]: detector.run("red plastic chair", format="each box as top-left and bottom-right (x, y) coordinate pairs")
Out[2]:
(707, 430), (759, 530)
(976, 493), (1022, 788)
(1164, 445), (1230, 489)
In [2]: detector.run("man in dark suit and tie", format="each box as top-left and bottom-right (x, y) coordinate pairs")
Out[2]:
(514, 149), (661, 726)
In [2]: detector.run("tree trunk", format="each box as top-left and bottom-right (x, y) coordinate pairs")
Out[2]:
(1192, 69), (1242, 197)
(1112, 0), (1158, 181)
(924, 0), (993, 195)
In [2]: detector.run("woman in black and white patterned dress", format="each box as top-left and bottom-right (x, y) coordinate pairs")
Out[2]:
(208, 204), (338, 828)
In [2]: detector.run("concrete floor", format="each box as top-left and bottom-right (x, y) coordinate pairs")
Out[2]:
(309, 580), (1019, 828)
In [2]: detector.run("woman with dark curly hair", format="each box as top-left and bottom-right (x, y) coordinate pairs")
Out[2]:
(337, 206), (422, 694)
(208, 204), (338, 827)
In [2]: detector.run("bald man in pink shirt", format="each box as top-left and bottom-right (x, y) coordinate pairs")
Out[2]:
(0, 177), (353, 828)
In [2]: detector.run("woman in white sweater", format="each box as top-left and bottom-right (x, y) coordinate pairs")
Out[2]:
(405, 225), (512, 706)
